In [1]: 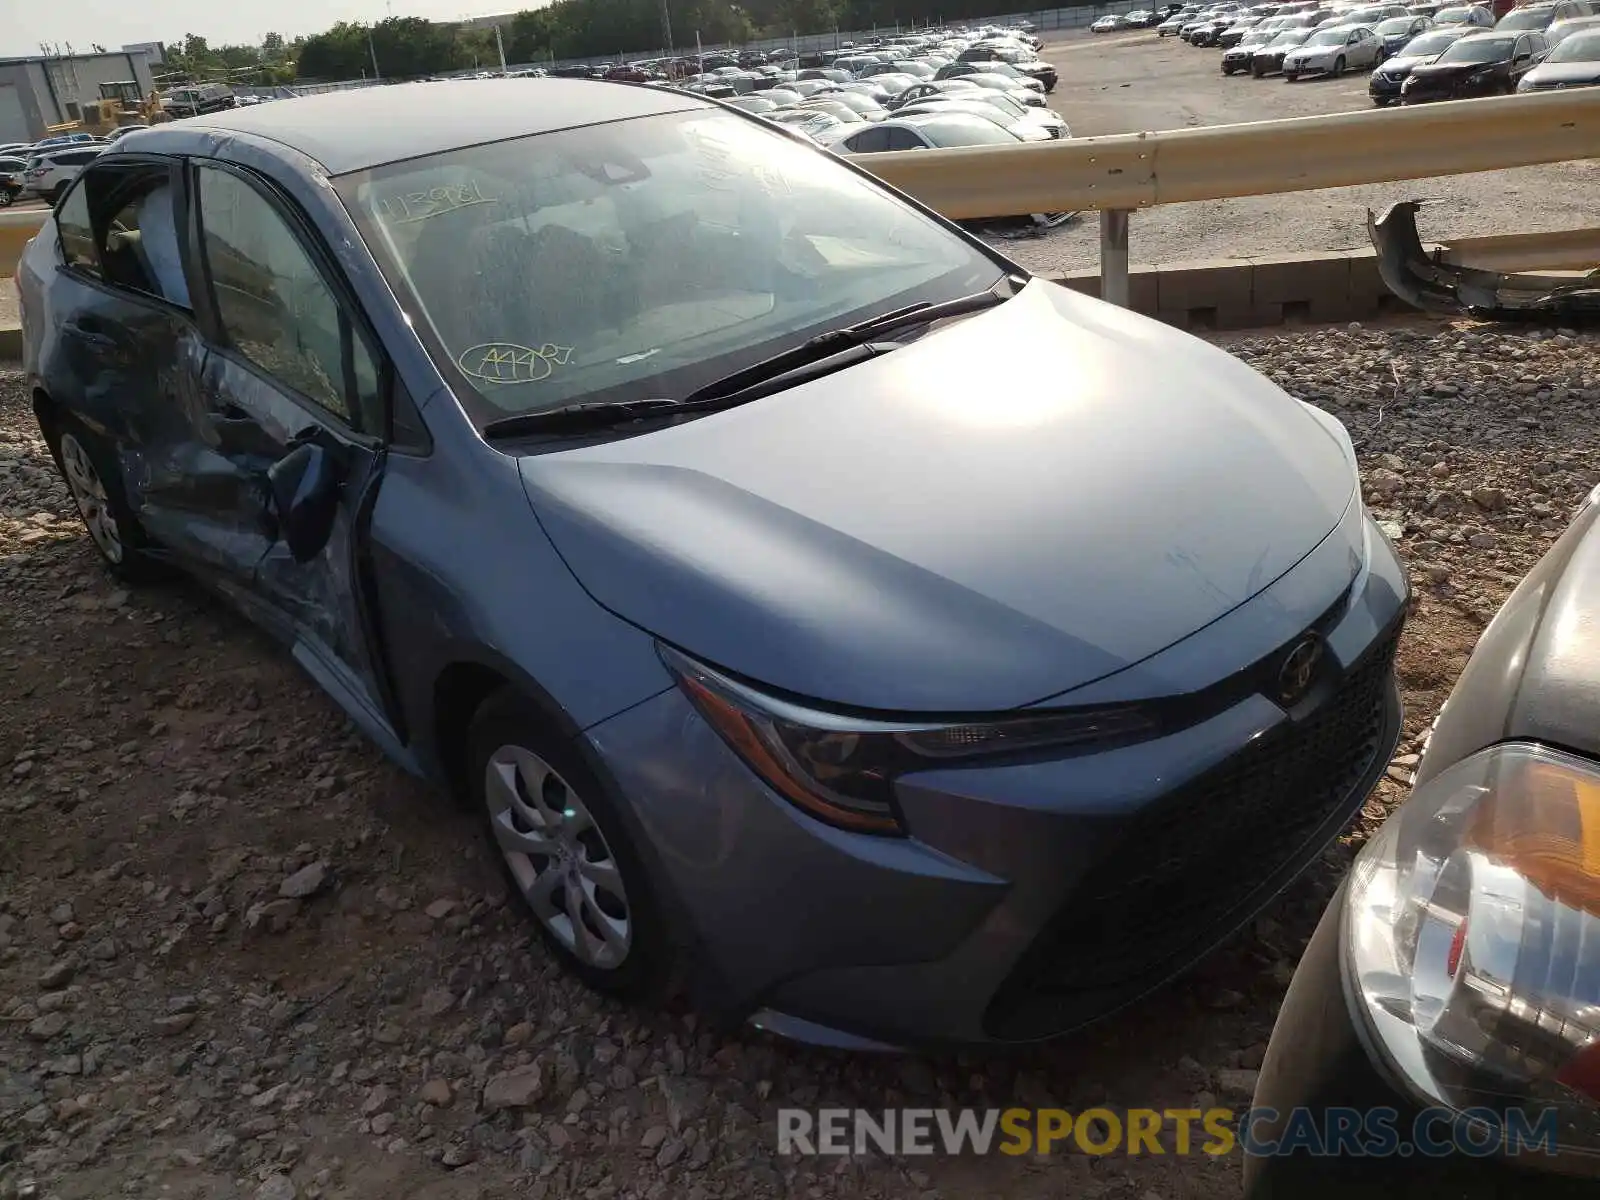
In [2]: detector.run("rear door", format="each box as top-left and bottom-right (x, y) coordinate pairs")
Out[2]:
(187, 157), (398, 723)
(34, 157), (230, 564)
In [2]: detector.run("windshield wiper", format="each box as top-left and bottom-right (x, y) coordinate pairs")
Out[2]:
(680, 281), (1016, 407)
(481, 397), (685, 440)
(479, 278), (1022, 440)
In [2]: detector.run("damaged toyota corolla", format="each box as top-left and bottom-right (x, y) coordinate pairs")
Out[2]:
(16, 79), (1408, 1049)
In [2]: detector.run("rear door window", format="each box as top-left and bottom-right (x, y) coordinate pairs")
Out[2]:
(54, 182), (100, 277)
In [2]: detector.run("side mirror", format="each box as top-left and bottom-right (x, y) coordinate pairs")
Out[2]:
(267, 441), (344, 563)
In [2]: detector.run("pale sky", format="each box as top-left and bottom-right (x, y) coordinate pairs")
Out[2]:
(2, 0), (522, 58)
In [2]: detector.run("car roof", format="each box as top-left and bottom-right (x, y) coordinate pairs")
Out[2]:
(125, 79), (707, 175)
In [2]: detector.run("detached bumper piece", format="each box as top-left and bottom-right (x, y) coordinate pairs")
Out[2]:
(1369, 200), (1600, 319)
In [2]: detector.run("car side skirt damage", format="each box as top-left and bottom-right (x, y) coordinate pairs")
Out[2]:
(1369, 200), (1600, 319)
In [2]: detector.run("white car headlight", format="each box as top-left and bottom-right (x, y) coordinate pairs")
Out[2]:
(1345, 742), (1600, 1156)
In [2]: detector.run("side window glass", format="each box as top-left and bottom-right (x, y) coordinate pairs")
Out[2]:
(197, 165), (381, 429)
(55, 182), (100, 278)
(886, 127), (927, 150)
(95, 166), (191, 308)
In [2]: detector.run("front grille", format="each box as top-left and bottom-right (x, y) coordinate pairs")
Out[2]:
(984, 621), (1402, 1042)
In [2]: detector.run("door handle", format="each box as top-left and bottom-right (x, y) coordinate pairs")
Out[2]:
(62, 322), (115, 351)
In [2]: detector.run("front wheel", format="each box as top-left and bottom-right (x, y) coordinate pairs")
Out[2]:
(45, 413), (169, 582)
(469, 689), (676, 1001)
(1222, 62), (1235, 74)
(0, 189), (13, 208)
(1285, 71), (1298, 81)
(1332, 55), (1346, 77)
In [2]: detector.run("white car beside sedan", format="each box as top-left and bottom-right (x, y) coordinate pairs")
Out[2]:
(1091, 14), (1132, 31)
(1282, 23), (1381, 77)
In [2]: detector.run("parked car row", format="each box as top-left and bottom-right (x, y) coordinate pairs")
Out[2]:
(1091, 4), (1188, 32)
(549, 22), (1043, 82)
(1166, 0), (1600, 92)
(662, 25), (1070, 176)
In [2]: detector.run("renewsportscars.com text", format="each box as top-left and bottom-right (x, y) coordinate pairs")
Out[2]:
(776, 1106), (1559, 1159)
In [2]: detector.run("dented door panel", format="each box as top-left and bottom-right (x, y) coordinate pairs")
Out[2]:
(199, 350), (388, 717)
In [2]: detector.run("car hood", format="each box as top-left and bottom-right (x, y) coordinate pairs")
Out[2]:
(518, 281), (1357, 713)
(1521, 60), (1600, 85)
(1379, 52), (1440, 71)
(1415, 499), (1600, 786)
(1408, 58), (1504, 77)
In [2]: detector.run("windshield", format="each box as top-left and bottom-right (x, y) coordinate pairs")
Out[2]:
(1438, 32), (1514, 57)
(1547, 28), (1600, 56)
(1496, 6), (1550, 27)
(1435, 6), (1477, 19)
(338, 110), (1002, 421)
(1376, 16), (1416, 32)
(1401, 29), (1463, 51)
(1306, 25), (1353, 43)
(1269, 28), (1314, 43)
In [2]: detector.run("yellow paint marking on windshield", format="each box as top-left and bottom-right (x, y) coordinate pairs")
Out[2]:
(377, 180), (498, 224)
(457, 343), (574, 385)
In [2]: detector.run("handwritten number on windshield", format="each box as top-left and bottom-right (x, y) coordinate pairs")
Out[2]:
(377, 180), (497, 224)
(457, 343), (575, 385)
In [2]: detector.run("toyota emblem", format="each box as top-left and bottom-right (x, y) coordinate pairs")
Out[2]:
(1276, 637), (1324, 705)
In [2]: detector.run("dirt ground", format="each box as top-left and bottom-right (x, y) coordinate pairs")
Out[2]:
(2, 314), (1599, 1200)
(989, 29), (1600, 274)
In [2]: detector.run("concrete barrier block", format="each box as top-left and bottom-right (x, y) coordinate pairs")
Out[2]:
(1050, 265), (1159, 312)
(1252, 251), (1354, 323)
(1155, 259), (1255, 314)
(1345, 248), (1395, 317)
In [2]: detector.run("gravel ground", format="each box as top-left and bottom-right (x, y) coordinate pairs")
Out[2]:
(989, 31), (1600, 274)
(2, 318), (1599, 1200)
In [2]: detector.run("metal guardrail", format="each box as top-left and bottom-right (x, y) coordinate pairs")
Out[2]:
(2, 90), (1597, 306)
(855, 88), (1600, 306)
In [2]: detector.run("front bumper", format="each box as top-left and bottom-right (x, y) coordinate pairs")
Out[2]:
(1369, 72), (1407, 99)
(1284, 57), (1333, 74)
(1244, 881), (1597, 1198)
(587, 506), (1409, 1047)
(1402, 76), (1498, 102)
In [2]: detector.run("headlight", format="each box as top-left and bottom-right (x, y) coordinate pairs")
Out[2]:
(661, 645), (1156, 836)
(1346, 742), (1600, 1157)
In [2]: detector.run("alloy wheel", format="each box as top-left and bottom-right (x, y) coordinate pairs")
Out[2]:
(60, 433), (123, 564)
(485, 744), (632, 969)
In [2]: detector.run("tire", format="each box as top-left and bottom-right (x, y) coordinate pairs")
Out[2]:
(468, 688), (675, 1001)
(43, 411), (170, 583)
(1285, 71), (1298, 81)
(0, 189), (13, 208)
(1222, 62), (1235, 74)
(1332, 55), (1346, 76)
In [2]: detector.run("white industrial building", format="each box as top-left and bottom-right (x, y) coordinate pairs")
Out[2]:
(0, 49), (159, 143)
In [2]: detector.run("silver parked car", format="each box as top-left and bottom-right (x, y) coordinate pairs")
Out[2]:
(17, 80), (1406, 1048)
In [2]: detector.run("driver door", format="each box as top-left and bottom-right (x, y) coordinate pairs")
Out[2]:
(188, 158), (394, 724)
